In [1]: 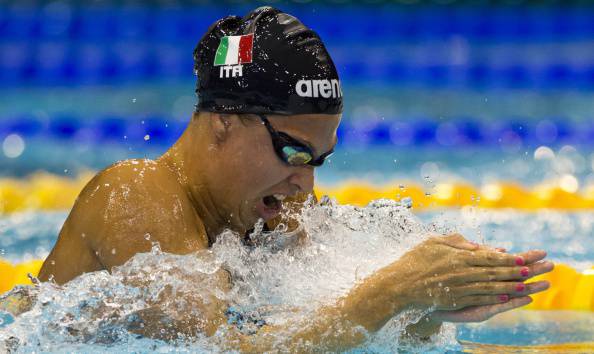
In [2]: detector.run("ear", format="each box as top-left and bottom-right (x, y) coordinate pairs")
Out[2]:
(211, 113), (233, 143)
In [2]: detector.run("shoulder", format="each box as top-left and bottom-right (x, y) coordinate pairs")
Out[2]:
(89, 159), (184, 203)
(69, 159), (208, 266)
(74, 159), (188, 223)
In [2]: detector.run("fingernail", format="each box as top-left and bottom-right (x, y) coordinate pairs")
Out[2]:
(499, 294), (509, 302)
(515, 257), (525, 266)
(520, 267), (530, 277)
(515, 283), (526, 292)
(541, 281), (551, 290)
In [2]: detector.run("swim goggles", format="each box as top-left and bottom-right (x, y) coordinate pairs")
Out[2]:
(257, 114), (334, 167)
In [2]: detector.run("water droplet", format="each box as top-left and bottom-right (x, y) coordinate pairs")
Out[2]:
(444, 286), (450, 293)
(81, 233), (86, 238)
(132, 98), (137, 103)
(50, 260), (55, 265)
(400, 197), (413, 208)
(2, 134), (25, 158)
(111, 248), (116, 255)
(144, 134), (150, 141)
(144, 233), (151, 240)
(64, 169), (68, 174)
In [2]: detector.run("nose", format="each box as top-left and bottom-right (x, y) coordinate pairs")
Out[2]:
(287, 165), (315, 194)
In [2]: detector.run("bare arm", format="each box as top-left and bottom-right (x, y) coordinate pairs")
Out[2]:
(129, 235), (552, 352)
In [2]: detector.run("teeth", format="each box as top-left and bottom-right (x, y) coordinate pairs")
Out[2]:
(273, 194), (286, 201)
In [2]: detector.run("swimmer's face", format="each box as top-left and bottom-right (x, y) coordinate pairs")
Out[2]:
(209, 113), (340, 232)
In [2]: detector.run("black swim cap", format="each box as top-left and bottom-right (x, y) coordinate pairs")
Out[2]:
(193, 6), (343, 116)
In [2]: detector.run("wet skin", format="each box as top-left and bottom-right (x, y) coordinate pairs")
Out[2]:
(34, 111), (554, 350)
(38, 112), (336, 284)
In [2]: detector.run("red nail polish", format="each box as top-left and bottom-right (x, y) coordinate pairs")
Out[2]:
(515, 257), (525, 266)
(520, 267), (529, 277)
(516, 283), (526, 292)
(499, 294), (509, 302)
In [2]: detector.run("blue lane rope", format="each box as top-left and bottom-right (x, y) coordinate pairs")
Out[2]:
(1, 115), (592, 148)
(2, 5), (594, 88)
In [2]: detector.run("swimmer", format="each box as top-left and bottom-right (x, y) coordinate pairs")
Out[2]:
(30, 6), (553, 351)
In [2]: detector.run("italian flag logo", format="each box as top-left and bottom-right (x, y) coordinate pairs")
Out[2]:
(214, 34), (254, 66)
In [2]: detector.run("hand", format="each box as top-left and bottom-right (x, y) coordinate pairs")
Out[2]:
(431, 295), (535, 323)
(387, 233), (554, 311)
(403, 295), (539, 340)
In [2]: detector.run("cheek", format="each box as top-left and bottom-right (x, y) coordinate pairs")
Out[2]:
(225, 141), (287, 192)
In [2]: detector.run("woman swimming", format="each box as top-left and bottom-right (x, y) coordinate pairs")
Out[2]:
(29, 6), (553, 351)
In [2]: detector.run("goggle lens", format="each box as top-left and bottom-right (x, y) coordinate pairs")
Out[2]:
(258, 114), (332, 167)
(282, 146), (313, 165)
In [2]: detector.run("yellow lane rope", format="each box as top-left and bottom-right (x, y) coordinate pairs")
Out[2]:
(0, 258), (592, 311)
(1, 172), (593, 311)
(2, 172), (594, 213)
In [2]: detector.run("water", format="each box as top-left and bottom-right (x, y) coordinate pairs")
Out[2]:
(4, 141), (594, 190)
(1, 199), (593, 352)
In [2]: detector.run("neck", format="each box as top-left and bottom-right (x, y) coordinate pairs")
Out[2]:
(158, 120), (235, 243)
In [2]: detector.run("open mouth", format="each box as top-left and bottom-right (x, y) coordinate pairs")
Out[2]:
(263, 194), (285, 209)
(256, 194), (286, 220)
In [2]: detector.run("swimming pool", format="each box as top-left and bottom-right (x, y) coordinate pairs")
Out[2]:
(2, 1), (594, 352)
(0, 202), (594, 353)
(3, 102), (594, 350)
(0, 145), (594, 353)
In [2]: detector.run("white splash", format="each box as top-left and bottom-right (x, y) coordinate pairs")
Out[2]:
(0, 199), (458, 353)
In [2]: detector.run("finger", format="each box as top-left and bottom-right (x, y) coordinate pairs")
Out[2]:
(465, 249), (548, 267)
(434, 233), (479, 251)
(453, 294), (513, 309)
(510, 280), (550, 297)
(472, 243), (507, 254)
(433, 296), (532, 323)
(453, 280), (550, 297)
(451, 261), (555, 282)
(471, 296), (533, 319)
(515, 250), (547, 265)
(464, 249), (526, 267)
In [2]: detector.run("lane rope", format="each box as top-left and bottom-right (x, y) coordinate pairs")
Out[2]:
(0, 258), (592, 311)
(3, 172), (594, 213)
